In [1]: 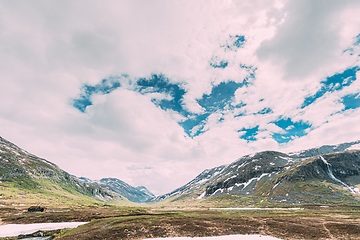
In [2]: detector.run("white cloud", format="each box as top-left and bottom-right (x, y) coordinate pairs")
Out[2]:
(257, 0), (360, 81)
(286, 108), (360, 152)
(0, 0), (360, 195)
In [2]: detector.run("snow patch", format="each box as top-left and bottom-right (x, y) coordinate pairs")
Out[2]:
(272, 182), (280, 190)
(196, 178), (210, 185)
(12, 151), (21, 156)
(320, 156), (359, 194)
(278, 156), (295, 162)
(211, 188), (223, 196)
(224, 176), (236, 182)
(347, 143), (360, 150)
(235, 173), (270, 190)
(0, 222), (88, 238)
(246, 153), (256, 159)
(197, 191), (206, 199)
(237, 162), (249, 170)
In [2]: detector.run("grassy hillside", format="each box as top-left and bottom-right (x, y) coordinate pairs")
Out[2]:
(0, 136), (128, 208)
(0, 177), (131, 209)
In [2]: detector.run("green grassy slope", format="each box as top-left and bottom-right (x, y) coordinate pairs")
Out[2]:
(0, 136), (128, 208)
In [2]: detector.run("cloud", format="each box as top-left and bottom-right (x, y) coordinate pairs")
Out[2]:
(0, 0), (360, 195)
(257, 0), (360, 81)
(286, 107), (360, 152)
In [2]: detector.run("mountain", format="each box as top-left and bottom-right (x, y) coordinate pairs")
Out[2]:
(289, 140), (360, 158)
(152, 141), (360, 205)
(77, 177), (155, 203)
(135, 186), (156, 198)
(0, 136), (126, 205)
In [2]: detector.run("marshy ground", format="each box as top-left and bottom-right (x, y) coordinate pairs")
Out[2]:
(1, 205), (360, 239)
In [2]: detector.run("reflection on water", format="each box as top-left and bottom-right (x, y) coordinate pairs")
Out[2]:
(0, 222), (88, 238)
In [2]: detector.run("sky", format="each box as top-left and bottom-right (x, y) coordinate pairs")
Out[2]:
(1, 0), (360, 196)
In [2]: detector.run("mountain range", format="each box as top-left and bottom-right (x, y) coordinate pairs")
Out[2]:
(1, 134), (360, 206)
(152, 140), (360, 205)
(77, 177), (154, 203)
(0, 136), (153, 204)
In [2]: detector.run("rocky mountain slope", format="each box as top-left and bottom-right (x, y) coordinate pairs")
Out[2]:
(0, 136), (124, 203)
(152, 141), (360, 205)
(78, 177), (155, 203)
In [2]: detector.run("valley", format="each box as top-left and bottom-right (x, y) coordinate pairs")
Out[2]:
(2, 205), (360, 239)
(1, 136), (360, 239)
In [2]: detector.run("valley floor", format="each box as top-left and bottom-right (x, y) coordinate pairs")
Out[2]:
(1, 205), (360, 239)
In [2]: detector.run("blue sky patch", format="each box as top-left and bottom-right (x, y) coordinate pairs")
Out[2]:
(136, 74), (187, 114)
(343, 34), (360, 54)
(272, 118), (312, 143)
(197, 81), (243, 112)
(355, 34), (360, 45)
(179, 113), (210, 137)
(73, 97), (92, 113)
(240, 64), (257, 79)
(238, 126), (259, 141)
(257, 108), (273, 115)
(301, 66), (359, 108)
(341, 93), (360, 110)
(73, 78), (121, 112)
(232, 35), (246, 48)
(180, 81), (246, 137)
(234, 111), (246, 118)
(222, 35), (246, 51)
(209, 59), (228, 69)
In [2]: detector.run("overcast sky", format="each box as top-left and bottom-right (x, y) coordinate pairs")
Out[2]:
(1, 0), (360, 195)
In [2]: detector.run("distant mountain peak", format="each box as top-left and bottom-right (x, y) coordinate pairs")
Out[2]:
(76, 177), (155, 203)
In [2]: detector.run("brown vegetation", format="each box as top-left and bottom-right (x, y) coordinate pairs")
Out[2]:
(2, 205), (360, 239)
